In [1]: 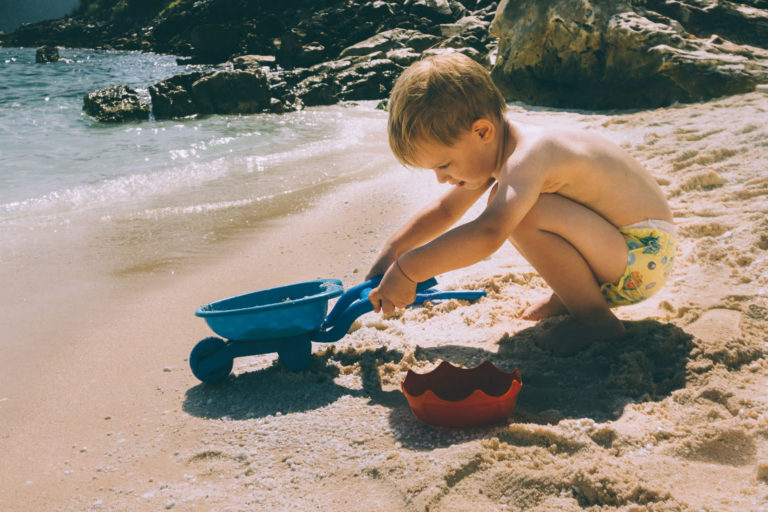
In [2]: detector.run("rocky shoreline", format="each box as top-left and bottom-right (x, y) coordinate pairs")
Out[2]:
(4, 0), (768, 121)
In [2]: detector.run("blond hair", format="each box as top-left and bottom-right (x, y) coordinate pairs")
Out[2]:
(388, 52), (507, 167)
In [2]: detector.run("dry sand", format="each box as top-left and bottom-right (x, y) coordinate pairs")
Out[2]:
(2, 89), (768, 511)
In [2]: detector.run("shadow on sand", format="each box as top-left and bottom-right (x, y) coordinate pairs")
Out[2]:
(183, 318), (692, 449)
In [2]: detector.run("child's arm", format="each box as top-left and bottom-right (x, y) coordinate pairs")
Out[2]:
(366, 178), (494, 279)
(369, 163), (543, 313)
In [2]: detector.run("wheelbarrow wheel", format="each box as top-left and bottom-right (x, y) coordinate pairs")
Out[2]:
(190, 337), (232, 384)
(278, 337), (312, 372)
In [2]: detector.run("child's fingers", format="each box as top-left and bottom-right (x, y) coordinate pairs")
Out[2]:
(380, 299), (395, 315)
(368, 287), (382, 313)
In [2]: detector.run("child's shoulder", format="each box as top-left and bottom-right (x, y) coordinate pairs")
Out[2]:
(508, 121), (607, 162)
(505, 121), (568, 163)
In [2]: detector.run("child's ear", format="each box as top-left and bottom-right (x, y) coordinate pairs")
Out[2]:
(472, 119), (495, 143)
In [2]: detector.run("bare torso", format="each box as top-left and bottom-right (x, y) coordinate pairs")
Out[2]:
(504, 121), (673, 228)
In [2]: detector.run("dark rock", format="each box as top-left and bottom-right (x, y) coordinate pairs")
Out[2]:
(232, 54), (276, 71)
(411, 0), (456, 21)
(439, 15), (489, 45)
(403, 31), (444, 52)
(269, 97), (286, 113)
(189, 24), (243, 63)
(337, 58), (402, 100)
(424, 46), (484, 64)
(386, 47), (422, 67)
(35, 45), (60, 63)
(190, 69), (272, 115)
(277, 29), (329, 68)
(294, 74), (341, 107)
(5, 0), (507, 115)
(491, 0), (768, 109)
(339, 28), (430, 58)
(148, 69), (272, 118)
(644, 0), (768, 48)
(83, 85), (149, 122)
(149, 72), (208, 119)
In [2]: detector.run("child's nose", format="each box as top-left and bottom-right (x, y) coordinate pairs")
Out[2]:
(434, 170), (450, 184)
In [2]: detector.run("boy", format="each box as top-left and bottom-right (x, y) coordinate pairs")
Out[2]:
(367, 52), (675, 355)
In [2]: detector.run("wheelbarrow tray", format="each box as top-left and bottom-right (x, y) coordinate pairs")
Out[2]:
(195, 279), (344, 341)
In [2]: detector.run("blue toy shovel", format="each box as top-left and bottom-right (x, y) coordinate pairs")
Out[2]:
(191, 276), (485, 383)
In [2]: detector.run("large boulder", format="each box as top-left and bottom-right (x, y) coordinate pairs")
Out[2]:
(490, 0), (768, 109)
(148, 69), (271, 118)
(190, 69), (272, 115)
(83, 85), (150, 122)
(148, 72), (207, 119)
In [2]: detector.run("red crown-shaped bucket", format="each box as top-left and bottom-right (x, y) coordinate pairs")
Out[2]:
(401, 360), (522, 428)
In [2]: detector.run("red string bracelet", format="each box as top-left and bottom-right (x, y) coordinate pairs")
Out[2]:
(395, 258), (416, 284)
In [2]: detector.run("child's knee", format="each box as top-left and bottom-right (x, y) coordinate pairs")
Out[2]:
(510, 196), (551, 239)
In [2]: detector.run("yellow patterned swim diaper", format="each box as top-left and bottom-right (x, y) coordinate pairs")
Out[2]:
(601, 219), (676, 307)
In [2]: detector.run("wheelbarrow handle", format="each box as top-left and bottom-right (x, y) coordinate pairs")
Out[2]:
(313, 276), (437, 343)
(322, 275), (437, 328)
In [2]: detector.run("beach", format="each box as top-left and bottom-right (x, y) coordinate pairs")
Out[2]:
(2, 85), (768, 511)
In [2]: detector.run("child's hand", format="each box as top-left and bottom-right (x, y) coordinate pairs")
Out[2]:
(368, 259), (417, 315)
(365, 246), (397, 280)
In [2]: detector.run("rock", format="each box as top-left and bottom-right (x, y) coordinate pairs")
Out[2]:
(37, 0), (515, 119)
(148, 69), (271, 118)
(412, 0), (456, 19)
(490, 0), (768, 109)
(149, 72), (208, 119)
(337, 58), (402, 100)
(277, 29), (328, 68)
(190, 70), (272, 115)
(386, 48), (423, 67)
(189, 24), (242, 63)
(232, 55), (276, 71)
(269, 97), (285, 113)
(440, 15), (489, 40)
(339, 28), (431, 58)
(35, 45), (59, 63)
(404, 32), (444, 53)
(83, 85), (150, 122)
(424, 46), (484, 65)
(644, 0), (768, 48)
(294, 73), (341, 107)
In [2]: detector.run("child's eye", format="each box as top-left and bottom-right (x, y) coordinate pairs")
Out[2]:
(437, 162), (450, 169)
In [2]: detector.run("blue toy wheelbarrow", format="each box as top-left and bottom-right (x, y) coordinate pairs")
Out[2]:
(191, 276), (485, 383)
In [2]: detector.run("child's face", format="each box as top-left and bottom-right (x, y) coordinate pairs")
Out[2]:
(412, 122), (499, 189)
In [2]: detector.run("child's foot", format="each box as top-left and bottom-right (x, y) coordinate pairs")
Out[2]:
(521, 293), (568, 321)
(535, 315), (626, 356)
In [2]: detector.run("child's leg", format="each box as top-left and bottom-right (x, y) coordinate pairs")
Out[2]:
(510, 194), (629, 354)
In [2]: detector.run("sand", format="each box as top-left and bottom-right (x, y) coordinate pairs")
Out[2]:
(2, 89), (768, 511)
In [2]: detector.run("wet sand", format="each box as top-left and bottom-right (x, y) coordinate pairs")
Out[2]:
(1, 90), (768, 511)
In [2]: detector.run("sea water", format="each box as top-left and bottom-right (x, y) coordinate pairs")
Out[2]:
(0, 47), (395, 275)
